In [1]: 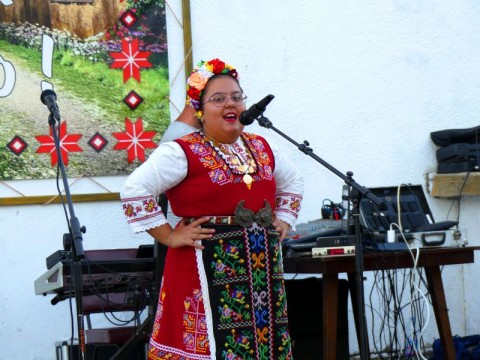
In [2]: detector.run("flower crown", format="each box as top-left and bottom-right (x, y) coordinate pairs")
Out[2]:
(186, 58), (239, 117)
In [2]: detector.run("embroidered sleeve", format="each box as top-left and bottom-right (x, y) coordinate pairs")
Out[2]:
(120, 142), (187, 233)
(268, 137), (304, 228)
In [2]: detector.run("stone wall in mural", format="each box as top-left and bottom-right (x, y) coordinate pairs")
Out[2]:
(0, 0), (169, 180)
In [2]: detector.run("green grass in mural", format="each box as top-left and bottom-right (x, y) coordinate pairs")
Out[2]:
(0, 40), (171, 133)
(0, 109), (56, 180)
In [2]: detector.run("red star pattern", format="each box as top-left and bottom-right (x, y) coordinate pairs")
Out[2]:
(35, 121), (83, 166)
(113, 117), (157, 163)
(110, 38), (153, 83)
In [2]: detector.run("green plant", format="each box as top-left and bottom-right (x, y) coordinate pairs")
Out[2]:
(125, 0), (165, 17)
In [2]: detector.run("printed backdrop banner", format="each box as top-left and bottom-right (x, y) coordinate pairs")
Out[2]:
(0, 0), (170, 180)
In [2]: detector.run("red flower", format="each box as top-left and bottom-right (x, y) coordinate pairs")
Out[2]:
(209, 58), (226, 73)
(187, 87), (201, 101)
(228, 69), (239, 79)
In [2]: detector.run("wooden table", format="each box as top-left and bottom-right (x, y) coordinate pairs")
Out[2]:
(283, 246), (479, 360)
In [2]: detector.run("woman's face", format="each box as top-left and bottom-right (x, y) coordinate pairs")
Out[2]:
(201, 76), (246, 143)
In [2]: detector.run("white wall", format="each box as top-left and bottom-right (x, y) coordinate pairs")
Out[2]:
(0, 178), (152, 359)
(1, 1), (480, 358)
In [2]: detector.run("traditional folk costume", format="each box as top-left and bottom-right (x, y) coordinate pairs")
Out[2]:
(121, 131), (303, 360)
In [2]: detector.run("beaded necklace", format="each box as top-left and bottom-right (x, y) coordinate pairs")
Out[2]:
(203, 133), (257, 189)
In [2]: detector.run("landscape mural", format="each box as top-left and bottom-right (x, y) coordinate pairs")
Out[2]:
(0, 0), (170, 180)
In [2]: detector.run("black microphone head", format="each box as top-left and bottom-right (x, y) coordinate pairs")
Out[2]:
(239, 94), (275, 125)
(239, 111), (255, 125)
(256, 94), (275, 111)
(40, 89), (56, 105)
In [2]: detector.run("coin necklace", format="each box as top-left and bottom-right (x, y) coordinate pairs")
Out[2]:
(204, 134), (256, 189)
(231, 140), (256, 189)
(236, 154), (255, 189)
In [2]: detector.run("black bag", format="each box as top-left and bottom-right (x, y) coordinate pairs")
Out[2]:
(431, 334), (480, 360)
(431, 126), (480, 173)
(431, 125), (480, 147)
(321, 199), (345, 220)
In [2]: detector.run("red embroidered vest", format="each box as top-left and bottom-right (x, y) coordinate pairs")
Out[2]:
(166, 132), (276, 217)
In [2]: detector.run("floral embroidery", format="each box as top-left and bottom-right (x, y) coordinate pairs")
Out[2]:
(211, 239), (247, 283)
(182, 289), (209, 354)
(182, 132), (274, 187)
(151, 290), (166, 340)
(143, 197), (158, 213)
(208, 168), (230, 186)
(148, 346), (210, 360)
(121, 195), (163, 229)
(122, 202), (138, 218)
(223, 329), (253, 359)
(275, 192), (303, 218)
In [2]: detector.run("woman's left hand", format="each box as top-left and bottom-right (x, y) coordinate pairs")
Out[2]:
(272, 218), (291, 241)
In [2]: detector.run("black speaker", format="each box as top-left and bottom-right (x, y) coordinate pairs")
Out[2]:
(285, 277), (349, 360)
(87, 343), (146, 360)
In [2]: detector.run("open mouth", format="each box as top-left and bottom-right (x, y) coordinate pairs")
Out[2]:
(224, 113), (237, 122)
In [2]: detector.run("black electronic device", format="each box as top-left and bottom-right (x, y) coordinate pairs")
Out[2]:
(136, 244), (154, 258)
(431, 126), (480, 173)
(359, 185), (457, 236)
(285, 227), (345, 245)
(35, 246), (155, 298)
(283, 234), (355, 257)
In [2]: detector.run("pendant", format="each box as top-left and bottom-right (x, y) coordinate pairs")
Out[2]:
(243, 173), (253, 190)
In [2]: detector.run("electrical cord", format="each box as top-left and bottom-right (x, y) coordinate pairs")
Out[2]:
(446, 170), (471, 226)
(82, 256), (152, 326)
(359, 183), (436, 358)
(389, 181), (431, 359)
(390, 221), (430, 360)
(368, 265), (431, 359)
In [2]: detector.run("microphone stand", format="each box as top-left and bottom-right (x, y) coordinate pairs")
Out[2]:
(255, 114), (383, 360)
(47, 113), (87, 360)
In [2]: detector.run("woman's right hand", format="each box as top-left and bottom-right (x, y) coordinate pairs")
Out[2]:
(168, 217), (215, 249)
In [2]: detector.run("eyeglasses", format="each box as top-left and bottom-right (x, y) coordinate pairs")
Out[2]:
(202, 93), (247, 107)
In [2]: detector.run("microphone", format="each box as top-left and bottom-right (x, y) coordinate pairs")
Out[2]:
(239, 94), (275, 125)
(40, 89), (61, 121)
